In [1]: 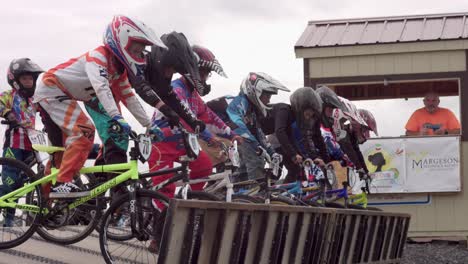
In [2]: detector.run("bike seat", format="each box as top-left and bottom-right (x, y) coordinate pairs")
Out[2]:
(32, 144), (65, 154)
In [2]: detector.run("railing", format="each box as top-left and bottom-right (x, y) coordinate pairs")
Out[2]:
(158, 200), (410, 264)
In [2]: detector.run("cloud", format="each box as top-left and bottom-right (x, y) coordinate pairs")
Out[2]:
(0, 0), (466, 138)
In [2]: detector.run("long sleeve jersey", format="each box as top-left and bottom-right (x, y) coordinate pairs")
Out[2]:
(152, 77), (233, 142)
(207, 94), (273, 154)
(34, 46), (150, 127)
(131, 45), (201, 129)
(0, 89), (35, 150)
(259, 103), (329, 162)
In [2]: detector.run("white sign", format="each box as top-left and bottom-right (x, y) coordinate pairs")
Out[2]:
(360, 136), (460, 193)
(27, 129), (47, 146)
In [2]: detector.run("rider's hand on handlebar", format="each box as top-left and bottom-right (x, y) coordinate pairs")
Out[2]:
(313, 158), (326, 168)
(292, 154), (303, 165)
(146, 123), (164, 142)
(5, 112), (18, 124)
(272, 153), (283, 163)
(112, 115), (131, 134)
(231, 135), (243, 145)
(192, 120), (206, 133)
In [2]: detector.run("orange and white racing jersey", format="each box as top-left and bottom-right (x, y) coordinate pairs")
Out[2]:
(34, 46), (150, 127)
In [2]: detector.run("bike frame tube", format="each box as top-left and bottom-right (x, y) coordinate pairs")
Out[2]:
(0, 160), (139, 213)
(349, 192), (367, 206)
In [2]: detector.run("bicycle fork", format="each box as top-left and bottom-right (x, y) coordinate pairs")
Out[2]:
(128, 182), (148, 241)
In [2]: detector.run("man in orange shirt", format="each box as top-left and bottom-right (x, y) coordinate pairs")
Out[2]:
(405, 92), (460, 136)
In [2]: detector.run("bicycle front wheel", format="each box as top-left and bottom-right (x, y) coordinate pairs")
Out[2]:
(0, 157), (42, 249)
(99, 189), (169, 264)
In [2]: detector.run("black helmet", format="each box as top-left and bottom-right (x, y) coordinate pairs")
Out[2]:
(7, 58), (44, 98)
(159, 32), (200, 81)
(290, 87), (322, 127)
(316, 85), (346, 111)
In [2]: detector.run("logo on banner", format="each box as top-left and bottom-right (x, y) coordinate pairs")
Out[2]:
(409, 152), (459, 171)
(364, 143), (404, 189)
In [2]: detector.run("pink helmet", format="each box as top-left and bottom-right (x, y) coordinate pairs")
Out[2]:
(338, 96), (372, 143)
(103, 15), (166, 77)
(358, 109), (378, 137)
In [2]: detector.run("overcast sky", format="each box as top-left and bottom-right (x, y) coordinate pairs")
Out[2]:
(1, 0), (467, 138)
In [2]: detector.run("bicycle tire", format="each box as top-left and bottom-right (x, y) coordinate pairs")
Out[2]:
(177, 190), (221, 201)
(303, 200), (325, 207)
(0, 157), (42, 249)
(346, 204), (367, 210)
(324, 201), (345, 208)
(36, 173), (102, 245)
(366, 206), (383, 211)
(99, 189), (169, 264)
(231, 194), (263, 204)
(270, 195), (296, 205)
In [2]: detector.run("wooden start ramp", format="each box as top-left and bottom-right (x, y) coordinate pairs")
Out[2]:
(159, 200), (411, 264)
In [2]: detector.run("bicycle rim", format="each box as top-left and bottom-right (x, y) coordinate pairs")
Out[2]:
(231, 194), (263, 204)
(270, 196), (296, 205)
(0, 158), (42, 249)
(36, 173), (101, 244)
(100, 189), (169, 264)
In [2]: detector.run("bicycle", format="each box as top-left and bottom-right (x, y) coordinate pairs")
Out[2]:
(0, 124), (198, 251)
(98, 125), (208, 263)
(0, 120), (101, 244)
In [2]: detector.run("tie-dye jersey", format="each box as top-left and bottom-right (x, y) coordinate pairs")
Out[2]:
(151, 77), (233, 142)
(0, 89), (35, 150)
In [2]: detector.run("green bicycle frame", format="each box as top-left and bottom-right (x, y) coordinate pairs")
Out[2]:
(349, 192), (368, 207)
(0, 160), (139, 215)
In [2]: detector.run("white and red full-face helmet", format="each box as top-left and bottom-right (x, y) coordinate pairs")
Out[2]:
(103, 15), (166, 77)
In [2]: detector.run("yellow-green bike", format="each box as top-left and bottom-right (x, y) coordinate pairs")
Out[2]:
(0, 125), (201, 259)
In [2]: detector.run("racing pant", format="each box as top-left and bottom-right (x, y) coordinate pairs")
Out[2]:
(0, 148), (34, 226)
(85, 97), (128, 173)
(148, 138), (213, 210)
(85, 97), (129, 197)
(37, 83), (95, 183)
(237, 141), (265, 181)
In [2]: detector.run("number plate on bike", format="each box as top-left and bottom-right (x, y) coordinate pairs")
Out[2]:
(188, 133), (200, 157)
(138, 134), (152, 162)
(27, 129), (47, 146)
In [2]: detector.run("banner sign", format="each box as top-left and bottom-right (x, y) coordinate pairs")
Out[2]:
(360, 136), (460, 193)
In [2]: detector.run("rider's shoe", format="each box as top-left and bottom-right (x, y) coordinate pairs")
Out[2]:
(49, 182), (89, 199)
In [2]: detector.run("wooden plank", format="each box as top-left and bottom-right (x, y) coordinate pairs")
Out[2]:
(216, 210), (240, 263)
(197, 209), (221, 263)
(346, 215), (362, 264)
(245, 211), (267, 263)
(258, 211), (279, 264)
(280, 212), (298, 264)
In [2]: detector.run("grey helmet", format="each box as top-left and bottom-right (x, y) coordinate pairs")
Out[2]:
(316, 84), (346, 111)
(240, 72), (290, 117)
(290, 87), (323, 127)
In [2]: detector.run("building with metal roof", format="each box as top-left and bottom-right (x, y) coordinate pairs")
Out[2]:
(295, 12), (468, 240)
